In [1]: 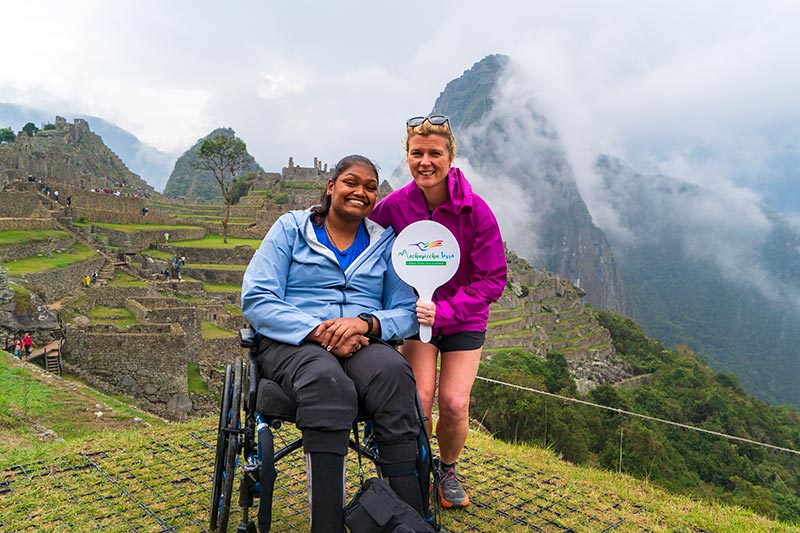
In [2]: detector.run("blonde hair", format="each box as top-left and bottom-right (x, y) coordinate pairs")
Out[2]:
(405, 121), (457, 160)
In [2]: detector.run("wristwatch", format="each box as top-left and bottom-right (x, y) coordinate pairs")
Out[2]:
(357, 313), (374, 335)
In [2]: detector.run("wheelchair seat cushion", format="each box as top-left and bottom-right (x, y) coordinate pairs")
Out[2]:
(255, 378), (372, 422)
(256, 379), (299, 421)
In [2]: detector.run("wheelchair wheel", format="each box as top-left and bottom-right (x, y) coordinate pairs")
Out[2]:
(209, 364), (232, 530)
(210, 357), (243, 532)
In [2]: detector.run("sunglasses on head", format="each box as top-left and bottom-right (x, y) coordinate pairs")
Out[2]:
(406, 114), (450, 128)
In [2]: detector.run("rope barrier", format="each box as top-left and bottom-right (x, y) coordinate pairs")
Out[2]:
(474, 374), (800, 456)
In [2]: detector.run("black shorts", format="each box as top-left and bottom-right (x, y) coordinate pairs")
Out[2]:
(407, 331), (486, 352)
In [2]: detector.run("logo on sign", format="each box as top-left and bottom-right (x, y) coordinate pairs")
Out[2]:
(397, 239), (456, 266)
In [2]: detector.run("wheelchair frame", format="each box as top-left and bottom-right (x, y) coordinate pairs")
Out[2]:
(209, 328), (438, 533)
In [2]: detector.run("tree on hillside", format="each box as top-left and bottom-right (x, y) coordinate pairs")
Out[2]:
(194, 133), (249, 243)
(22, 122), (39, 137)
(0, 127), (16, 144)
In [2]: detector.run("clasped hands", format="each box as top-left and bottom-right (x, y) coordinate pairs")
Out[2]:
(312, 299), (436, 358)
(313, 317), (369, 358)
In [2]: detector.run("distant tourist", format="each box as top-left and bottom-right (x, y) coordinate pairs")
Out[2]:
(91, 271), (98, 284)
(163, 232), (170, 243)
(67, 195), (72, 207)
(13, 338), (23, 358)
(83, 274), (91, 289)
(54, 190), (59, 201)
(172, 254), (184, 280)
(141, 207), (149, 215)
(22, 333), (32, 357)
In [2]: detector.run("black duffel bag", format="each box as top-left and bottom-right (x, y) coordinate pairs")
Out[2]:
(344, 477), (436, 533)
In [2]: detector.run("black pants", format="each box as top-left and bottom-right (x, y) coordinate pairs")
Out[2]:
(255, 337), (419, 465)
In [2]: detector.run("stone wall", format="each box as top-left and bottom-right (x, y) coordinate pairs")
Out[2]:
(0, 218), (56, 231)
(0, 191), (51, 218)
(151, 244), (256, 265)
(20, 256), (107, 303)
(88, 285), (156, 308)
(182, 266), (245, 285)
(126, 297), (202, 358)
(64, 324), (193, 419)
(197, 337), (243, 402)
(96, 226), (206, 250)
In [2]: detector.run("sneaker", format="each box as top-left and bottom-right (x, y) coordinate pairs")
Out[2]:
(437, 467), (470, 508)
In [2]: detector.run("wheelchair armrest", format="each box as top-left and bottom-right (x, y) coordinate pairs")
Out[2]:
(239, 328), (256, 348)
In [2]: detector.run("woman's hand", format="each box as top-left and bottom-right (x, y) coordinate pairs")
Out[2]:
(314, 317), (370, 355)
(331, 333), (369, 358)
(416, 299), (436, 327)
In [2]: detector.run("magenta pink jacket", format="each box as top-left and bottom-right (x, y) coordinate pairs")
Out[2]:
(370, 167), (507, 336)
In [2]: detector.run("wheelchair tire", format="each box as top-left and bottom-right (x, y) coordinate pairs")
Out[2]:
(211, 357), (243, 532)
(210, 364), (233, 530)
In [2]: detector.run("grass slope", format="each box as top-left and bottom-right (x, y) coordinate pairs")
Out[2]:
(0, 351), (796, 532)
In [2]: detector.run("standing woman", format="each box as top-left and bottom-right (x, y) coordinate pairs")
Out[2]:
(242, 155), (425, 532)
(370, 115), (507, 509)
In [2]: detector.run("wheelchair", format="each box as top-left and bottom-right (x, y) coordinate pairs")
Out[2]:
(209, 328), (439, 533)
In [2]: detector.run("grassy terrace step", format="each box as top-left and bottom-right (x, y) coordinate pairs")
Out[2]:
(488, 307), (526, 321)
(183, 263), (247, 271)
(0, 243), (97, 275)
(74, 221), (204, 233)
(0, 229), (72, 246)
(200, 321), (237, 339)
(170, 213), (253, 221)
(488, 317), (528, 335)
(167, 235), (263, 249)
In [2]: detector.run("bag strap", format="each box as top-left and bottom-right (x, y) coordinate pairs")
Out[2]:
(353, 420), (366, 486)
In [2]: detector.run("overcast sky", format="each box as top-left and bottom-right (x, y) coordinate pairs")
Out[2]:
(3, 0), (799, 217)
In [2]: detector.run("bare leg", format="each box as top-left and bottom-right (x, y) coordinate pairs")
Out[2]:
(436, 348), (482, 464)
(400, 339), (439, 436)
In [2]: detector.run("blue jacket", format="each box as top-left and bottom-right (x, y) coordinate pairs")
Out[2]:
(242, 210), (419, 345)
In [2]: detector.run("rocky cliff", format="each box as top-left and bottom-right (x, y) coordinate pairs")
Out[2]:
(595, 154), (800, 406)
(429, 55), (627, 313)
(0, 116), (155, 196)
(163, 127), (262, 201)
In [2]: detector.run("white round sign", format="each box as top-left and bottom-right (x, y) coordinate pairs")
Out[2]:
(391, 220), (460, 342)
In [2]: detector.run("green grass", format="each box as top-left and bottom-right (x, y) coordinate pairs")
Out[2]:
(487, 316), (524, 327)
(201, 321), (237, 339)
(107, 271), (149, 287)
(86, 306), (138, 329)
(184, 263), (247, 271)
(140, 249), (173, 260)
(0, 352), (163, 463)
(224, 304), (242, 315)
(1, 355), (798, 532)
(187, 362), (210, 395)
(8, 282), (35, 314)
(0, 243), (98, 275)
(0, 229), (71, 245)
(169, 234), (262, 249)
(203, 282), (242, 293)
(75, 222), (203, 233)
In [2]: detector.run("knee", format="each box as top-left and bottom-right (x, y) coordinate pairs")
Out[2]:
(298, 371), (358, 406)
(438, 389), (470, 422)
(365, 350), (416, 394)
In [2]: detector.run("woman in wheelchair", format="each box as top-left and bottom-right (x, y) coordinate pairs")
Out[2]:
(241, 154), (434, 533)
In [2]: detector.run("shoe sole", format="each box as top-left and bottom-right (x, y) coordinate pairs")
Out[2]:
(438, 487), (470, 509)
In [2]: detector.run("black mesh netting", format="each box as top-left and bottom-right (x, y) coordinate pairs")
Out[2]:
(0, 425), (664, 532)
